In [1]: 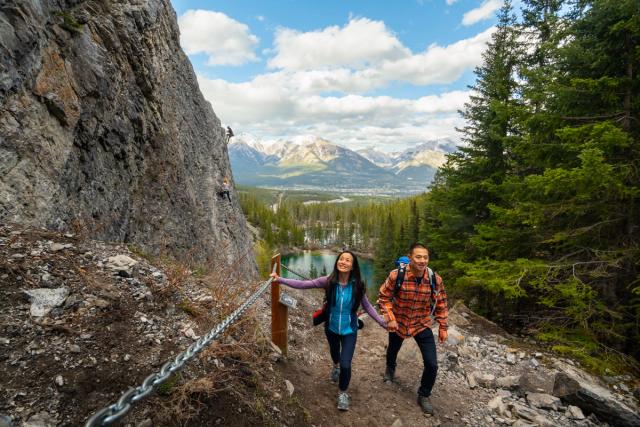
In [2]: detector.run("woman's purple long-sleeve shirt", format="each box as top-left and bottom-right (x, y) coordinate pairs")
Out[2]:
(276, 275), (387, 328)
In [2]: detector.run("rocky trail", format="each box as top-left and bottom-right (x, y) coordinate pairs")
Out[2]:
(2, 222), (640, 427)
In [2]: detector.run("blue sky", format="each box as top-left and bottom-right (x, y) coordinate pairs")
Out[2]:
(170, 0), (502, 152)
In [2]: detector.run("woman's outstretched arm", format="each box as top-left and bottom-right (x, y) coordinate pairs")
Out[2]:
(270, 273), (328, 289)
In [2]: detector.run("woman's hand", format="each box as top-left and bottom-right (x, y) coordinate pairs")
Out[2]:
(269, 272), (280, 281)
(386, 319), (398, 332)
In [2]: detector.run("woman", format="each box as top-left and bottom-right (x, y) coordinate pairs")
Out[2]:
(270, 251), (386, 411)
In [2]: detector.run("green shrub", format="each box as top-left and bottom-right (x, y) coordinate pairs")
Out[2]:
(55, 11), (83, 34)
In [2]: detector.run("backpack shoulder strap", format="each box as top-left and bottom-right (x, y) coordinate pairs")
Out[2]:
(428, 267), (436, 296)
(394, 266), (406, 295)
(428, 267), (441, 317)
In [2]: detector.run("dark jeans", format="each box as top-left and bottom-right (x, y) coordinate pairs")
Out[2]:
(325, 328), (358, 392)
(386, 328), (438, 397)
(217, 190), (230, 201)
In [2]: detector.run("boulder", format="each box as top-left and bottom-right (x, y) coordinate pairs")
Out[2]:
(553, 371), (640, 427)
(496, 375), (521, 390)
(518, 370), (554, 395)
(510, 404), (539, 422)
(49, 242), (73, 252)
(466, 371), (496, 388)
(475, 372), (496, 388)
(23, 287), (69, 317)
(566, 405), (585, 420)
(526, 392), (561, 410)
(106, 255), (138, 277)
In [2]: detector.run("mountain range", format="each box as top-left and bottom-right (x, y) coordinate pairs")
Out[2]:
(228, 135), (458, 195)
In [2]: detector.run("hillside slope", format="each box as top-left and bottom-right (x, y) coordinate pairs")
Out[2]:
(2, 223), (639, 426)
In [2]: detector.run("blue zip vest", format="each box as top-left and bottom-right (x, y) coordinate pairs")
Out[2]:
(327, 279), (358, 335)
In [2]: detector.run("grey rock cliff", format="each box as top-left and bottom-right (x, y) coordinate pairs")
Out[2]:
(0, 0), (255, 274)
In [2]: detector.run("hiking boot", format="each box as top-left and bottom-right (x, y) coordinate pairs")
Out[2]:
(337, 392), (350, 411)
(383, 366), (395, 383)
(417, 395), (434, 415)
(331, 366), (340, 383)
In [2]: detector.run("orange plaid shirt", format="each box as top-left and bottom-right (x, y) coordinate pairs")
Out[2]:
(377, 267), (448, 339)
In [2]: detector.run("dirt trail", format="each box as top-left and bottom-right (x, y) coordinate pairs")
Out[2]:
(275, 287), (492, 427)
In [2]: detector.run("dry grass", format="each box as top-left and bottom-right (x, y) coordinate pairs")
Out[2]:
(155, 323), (275, 425)
(108, 238), (285, 425)
(148, 252), (280, 425)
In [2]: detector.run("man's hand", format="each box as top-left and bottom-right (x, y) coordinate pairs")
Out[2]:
(438, 328), (448, 344)
(269, 272), (280, 282)
(387, 320), (398, 332)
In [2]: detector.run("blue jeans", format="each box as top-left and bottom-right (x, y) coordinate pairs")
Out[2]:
(325, 328), (358, 391)
(386, 328), (438, 397)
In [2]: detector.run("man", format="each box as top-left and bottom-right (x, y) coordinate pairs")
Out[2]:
(377, 243), (448, 414)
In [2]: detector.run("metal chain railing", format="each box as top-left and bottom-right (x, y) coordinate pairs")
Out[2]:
(280, 263), (311, 281)
(85, 265), (277, 427)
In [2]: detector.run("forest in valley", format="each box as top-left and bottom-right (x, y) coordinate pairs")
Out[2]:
(240, 0), (639, 374)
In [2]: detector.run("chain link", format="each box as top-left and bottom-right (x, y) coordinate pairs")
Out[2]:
(280, 263), (311, 281)
(85, 265), (277, 427)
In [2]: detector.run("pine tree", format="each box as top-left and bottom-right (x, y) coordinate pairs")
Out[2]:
(427, 0), (523, 265)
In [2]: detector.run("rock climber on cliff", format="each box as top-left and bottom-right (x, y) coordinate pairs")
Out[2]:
(217, 177), (231, 201)
(225, 126), (234, 143)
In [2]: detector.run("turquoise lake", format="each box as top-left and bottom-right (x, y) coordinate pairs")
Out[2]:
(281, 251), (378, 297)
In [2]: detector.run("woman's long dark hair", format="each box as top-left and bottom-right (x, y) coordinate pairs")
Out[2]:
(326, 250), (364, 308)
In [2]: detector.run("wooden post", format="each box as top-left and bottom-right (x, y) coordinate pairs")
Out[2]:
(270, 254), (288, 356)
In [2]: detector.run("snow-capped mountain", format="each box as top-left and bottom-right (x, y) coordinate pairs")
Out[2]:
(356, 147), (395, 168)
(228, 135), (456, 194)
(389, 140), (455, 183)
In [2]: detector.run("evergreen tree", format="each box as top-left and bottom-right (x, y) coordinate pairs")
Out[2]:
(426, 0), (523, 265)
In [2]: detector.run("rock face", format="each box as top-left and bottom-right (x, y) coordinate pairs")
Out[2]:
(0, 0), (254, 274)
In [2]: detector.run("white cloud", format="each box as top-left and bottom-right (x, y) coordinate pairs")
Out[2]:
(184, 15), (493, 150)
(178, 10), (259, 66)
(446, 0), (459, 4)
(197, 71), (470, 150)
(462, 0), (501, 26)
(268, 18), (410, 70)
(378, 27), (495, 85)
(222, 26), (493, 97)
